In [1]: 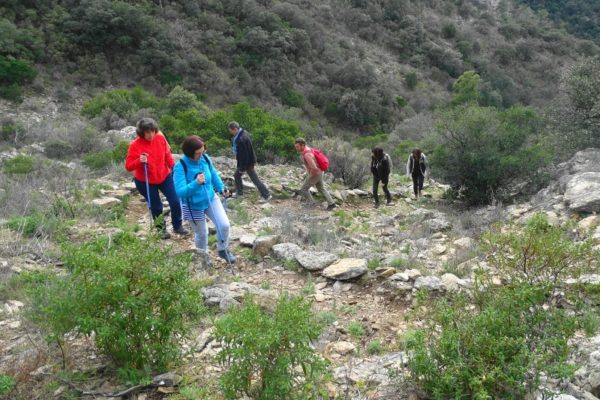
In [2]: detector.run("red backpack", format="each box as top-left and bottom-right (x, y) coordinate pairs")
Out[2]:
(311, 148), (329, 171)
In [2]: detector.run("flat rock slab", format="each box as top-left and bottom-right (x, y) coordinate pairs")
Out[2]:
(295, 250), (338, 271)
(322, 258), (368, 281)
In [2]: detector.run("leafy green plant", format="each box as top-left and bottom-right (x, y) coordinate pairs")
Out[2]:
(367, 258), (381, 270)
(0, 374), (16, 395)
(25, 232), (204, 370)
(404, 213), (600, 399)
(347, 321), (365, 339)
(367, 339), (383, 355)
(214, 294), (328, 400)
(45, 139), (73, 159)
(317, 310), (337, 326)
(3, 154), (34, 174)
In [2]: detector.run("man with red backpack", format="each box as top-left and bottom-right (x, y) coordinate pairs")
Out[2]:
(294, 138), (336, 210)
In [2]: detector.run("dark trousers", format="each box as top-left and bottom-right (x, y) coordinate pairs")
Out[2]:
(134, 173), (182, 230)
(412, 173), (424, 196)
(234, 164), (270, 199)
(373, 177), (391, 204)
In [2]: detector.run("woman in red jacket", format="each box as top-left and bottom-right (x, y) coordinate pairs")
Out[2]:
(125, 118), (187, 239)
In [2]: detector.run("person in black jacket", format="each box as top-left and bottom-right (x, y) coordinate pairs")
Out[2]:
(371, 147), (393, 208)
(228, 121), (271, 202)
(406, 148), (427, 198)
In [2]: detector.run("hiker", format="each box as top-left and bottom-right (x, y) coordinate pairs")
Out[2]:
(125, 118), (188, 239)
(406, 148), (427, 198)
(294, 138), (336, 211)
(371, 147), (393, 208)
(228, 121), (272, 202)
(173, 135), (236, 268)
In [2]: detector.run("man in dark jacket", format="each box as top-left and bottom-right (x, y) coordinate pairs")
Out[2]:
(228, 121), (271, 202)
(371, 147), (393, 208)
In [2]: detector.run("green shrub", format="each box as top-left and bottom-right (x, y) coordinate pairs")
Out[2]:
(352, 132), (389, 149)
(83, 149), (114, 170)
(367, 339), (383, 355)
(0, 374), (16, 395)
(0, 56), (36, 101)
(0, 83), (23, 101)
(316, 138), (370, 189)
(214, 294), (328, 400)
(281, 87), (305, 108)
(112, 140), (130, 162)
(404, 213), (600, 399)
(1, 122), (24, 142)
(405, 71), (418, 90)
(429, 104), (551, 204)
(25, 232), (204, 370)
(45, 139), (74, 159)
(81, 87), (163, 119)
(3, 154), (34, 174)
(347, 321), (365, 339)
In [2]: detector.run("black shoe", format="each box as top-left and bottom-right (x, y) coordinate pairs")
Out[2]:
(160, 231), (171, 240)
(326, 203), (337, 211)
(218, 250), (236, 264)
(174, 227), (189, 235)
(373, 202), (380, 209)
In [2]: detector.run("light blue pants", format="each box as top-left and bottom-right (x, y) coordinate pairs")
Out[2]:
(188, 195), (230, 252)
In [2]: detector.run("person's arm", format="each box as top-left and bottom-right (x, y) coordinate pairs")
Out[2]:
(207, 156), (225, 193)
(371, 158), (377, 175)
(125, 140), (141, 172)
(383, 157), (390, 177)
(160, 135), (175, 170)
(406, 155), (411, 176)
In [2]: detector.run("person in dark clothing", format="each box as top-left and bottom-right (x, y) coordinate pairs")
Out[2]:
(228, 121), (271, 202)
(406, 148), (427, 198)
(371, 147), (393, 208)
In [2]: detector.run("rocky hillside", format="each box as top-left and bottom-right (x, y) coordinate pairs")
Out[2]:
(1, 127), (599, 398)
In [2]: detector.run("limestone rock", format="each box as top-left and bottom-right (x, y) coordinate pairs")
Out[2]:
(565, 172), (600, 212)
(252, 235), (279, 257)
(413, 276), (442, 291)
(329, 341), (356, 356)
(322, 258), (368, 281)
(295, 250), (338, 271)
(92, 197), (121, 208)
(272, 243), (302, 261)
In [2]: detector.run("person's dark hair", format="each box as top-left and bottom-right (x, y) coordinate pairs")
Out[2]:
(228, 121), (240, 130)
(181, 135), (205, 158)
(372, 147), (384, 159)
(412, 148), (422, 160)
(136, 118), (159, 138)
(294, 138), (306, 145)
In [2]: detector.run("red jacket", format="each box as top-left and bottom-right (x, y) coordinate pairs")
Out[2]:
(125, 132), (175, 184)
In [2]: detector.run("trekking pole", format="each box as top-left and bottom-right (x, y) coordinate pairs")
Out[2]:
(143, 161), (154, 229)
(202, 184), (234, 272)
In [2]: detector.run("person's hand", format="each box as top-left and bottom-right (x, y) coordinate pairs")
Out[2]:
(195, 172), (206, 184)
(222, 188), (231, 198)
(140, 153), (148, 164)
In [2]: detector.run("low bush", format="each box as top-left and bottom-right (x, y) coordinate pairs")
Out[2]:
(44, 139), (73, 159)
(25, 232), (204, 370)
(0, 374), (16, 395)
(3, 154), (34, 174)
(316, 138), (370, 189)
(404, 213), (600, 399)
(214, 294), (328, 400)
(82, 149), (114, 170)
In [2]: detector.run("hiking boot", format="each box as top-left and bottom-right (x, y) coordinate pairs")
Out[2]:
(174, 226), (189, 235)
(386, 200), (395, 206)
(218, 249), (236, 264)
(373, 202), (380, 209)
(326, 203), (337, 211)
(160, 230), (171, 240)
(259, 194), (273, 203)
(231, 192), (244, 199)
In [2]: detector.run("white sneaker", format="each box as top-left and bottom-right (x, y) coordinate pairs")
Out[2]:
(259, 195), (273, 203)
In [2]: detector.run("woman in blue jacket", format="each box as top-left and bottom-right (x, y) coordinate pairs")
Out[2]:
(173, 135), (236, 268)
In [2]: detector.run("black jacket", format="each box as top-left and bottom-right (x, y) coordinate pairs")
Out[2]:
(371, 154), (391, 181)
(233, 129), (257, 169)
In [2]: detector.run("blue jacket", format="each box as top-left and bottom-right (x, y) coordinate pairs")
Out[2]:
(173, 154), (225, 211)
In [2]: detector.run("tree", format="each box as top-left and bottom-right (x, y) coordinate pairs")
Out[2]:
(451, 70), (480, 106)
(430, 104), (551, 204)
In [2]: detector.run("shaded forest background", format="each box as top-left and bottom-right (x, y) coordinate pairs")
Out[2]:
(1, 0), (600, 203)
